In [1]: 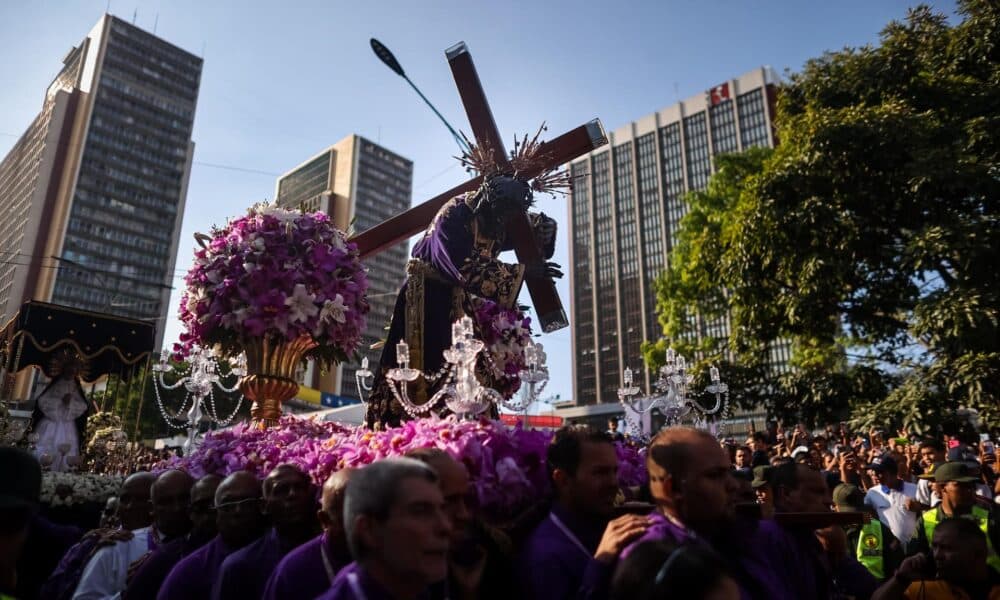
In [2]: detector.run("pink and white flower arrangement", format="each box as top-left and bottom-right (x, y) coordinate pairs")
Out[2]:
(177, 204), (369, 366)
(472, 299), (533, 398)
(157, 415), (647, 523)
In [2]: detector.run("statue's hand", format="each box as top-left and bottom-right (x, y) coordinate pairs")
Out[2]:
(525, 261), (563, 280)
(529, 212), (558, 259)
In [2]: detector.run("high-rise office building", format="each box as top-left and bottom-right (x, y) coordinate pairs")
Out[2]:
(275, 135), (412, 402)
(568, 67), (789, 406)
(0, 15), (201, 351)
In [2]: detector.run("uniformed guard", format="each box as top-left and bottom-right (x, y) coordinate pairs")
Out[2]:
(911, 461), (1000, 573)
(833, 483), (903, 580)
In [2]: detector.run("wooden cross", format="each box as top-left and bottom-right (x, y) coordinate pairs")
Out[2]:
(349, 41), (608, 333)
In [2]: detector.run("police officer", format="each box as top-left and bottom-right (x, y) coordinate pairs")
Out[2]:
(911, 461), (1000, 573)
(833, 483), (903, 580)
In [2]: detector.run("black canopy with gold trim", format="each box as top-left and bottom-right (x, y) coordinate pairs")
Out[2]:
(0, 301), (155, 382)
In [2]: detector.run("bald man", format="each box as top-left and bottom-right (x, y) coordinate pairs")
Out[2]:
(124, 474), (221, 600)
(158, 471), (265, 600)
(622, 427), (737, 557)
(73, 472), (157, 600)
(262, 469), (355, 599)
(212, 464), (319, 600)
(409, 448), (521, 600)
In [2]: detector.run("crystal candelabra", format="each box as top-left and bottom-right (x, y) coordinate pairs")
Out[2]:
(617, 348), (729, 437)
(499, 341), (549, 413)
(153, 345), (246, 455)
(356, 316), (548, 419)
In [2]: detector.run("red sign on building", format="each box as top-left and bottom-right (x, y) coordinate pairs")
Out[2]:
(708, 82), (730, 106)
(499, 414), (563, 429)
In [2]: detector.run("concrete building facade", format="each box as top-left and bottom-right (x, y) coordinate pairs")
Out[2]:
(0, 14), (202, 351)
(568, 67), (788, 406)
(275, 135), (412, 402)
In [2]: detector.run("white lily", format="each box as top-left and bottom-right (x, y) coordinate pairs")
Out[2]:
(285, 284), (319, 323)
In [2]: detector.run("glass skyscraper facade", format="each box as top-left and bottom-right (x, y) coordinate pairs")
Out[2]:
(569, 67), (789, 406)
(0, 15), (201, 350)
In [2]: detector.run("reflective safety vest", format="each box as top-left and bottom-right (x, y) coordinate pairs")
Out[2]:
(856, 520), (886, 580)
(923, 506), (1000, 572)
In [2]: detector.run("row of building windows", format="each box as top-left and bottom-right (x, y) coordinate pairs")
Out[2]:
(97, 85), (192, 136)
(88, 120), (188, 174)
(107, 24), (201, 95)
(570, 160), (597, 405)
(571, 84), (778, 403)
(709, 99), (739, 155)
(99, 73), (194, 120)
(67, 217), (169, 256)
(62, 234), (169, 271)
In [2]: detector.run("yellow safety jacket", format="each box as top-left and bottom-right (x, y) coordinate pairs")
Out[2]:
(923, 506), (1000, 573)
(856, 520), (886, 580)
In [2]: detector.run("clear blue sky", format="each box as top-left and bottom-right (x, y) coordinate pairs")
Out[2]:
(0, 0), (958, 405)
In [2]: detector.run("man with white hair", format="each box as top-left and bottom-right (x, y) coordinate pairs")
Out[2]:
(318, 458), (452, 600)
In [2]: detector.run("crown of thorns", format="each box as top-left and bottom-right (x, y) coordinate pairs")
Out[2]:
(455, 123), (572, 196)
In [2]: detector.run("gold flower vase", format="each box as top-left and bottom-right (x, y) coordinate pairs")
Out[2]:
(240, 335), (317, 429)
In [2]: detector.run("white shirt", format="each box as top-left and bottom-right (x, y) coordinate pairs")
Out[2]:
(865, 482), (919, 545)
(916, 478), (940, 507)
(73, 527), (151, 600)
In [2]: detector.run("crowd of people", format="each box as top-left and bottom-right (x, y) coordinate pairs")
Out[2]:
(1, 419), (998, 600)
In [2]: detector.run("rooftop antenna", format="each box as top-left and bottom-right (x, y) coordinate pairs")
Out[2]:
(153, 13), (158, 34)
(132, 8), (137, 24)
(106, 0), (111, 13)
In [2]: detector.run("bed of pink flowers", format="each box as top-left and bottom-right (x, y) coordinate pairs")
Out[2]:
(158, 415), (647, 522)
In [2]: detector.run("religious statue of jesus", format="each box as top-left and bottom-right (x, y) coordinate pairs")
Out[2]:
(365, 170), (563, 428)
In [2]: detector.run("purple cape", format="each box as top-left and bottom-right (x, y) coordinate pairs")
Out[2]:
(516, 506), (611, 600)
(263, 532), (346, 600)
(158, 536), (234, 600)
(316, 562), (437, 600)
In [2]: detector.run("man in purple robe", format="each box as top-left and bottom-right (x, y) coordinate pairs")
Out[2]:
(318, 458), (451, 600)
(124, 474), (221, 600)
(261, 469), (354, 599)
(211, 464), (318, 600)
(518, 426), (650, 600)
(74, 470), (193, 600)
(365, 174), (560, 427)
(407, 447), (520, 599)
(770, 462), (879, 599)
(157, 472), (264, 600)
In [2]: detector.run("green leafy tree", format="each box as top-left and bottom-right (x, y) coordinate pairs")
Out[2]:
(647, 1), (1000, 431)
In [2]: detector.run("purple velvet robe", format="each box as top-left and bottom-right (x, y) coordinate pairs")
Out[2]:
(516, 505), (612, 600)
(211, 528), (301, 600)
(620, 511), (692, 559)
(315, 562), (437, 600)
(262, 532), (346, 600)
(125, 534), (208, 600)
(365, 197), (526, 427)
(635, 516), (878, 600)
(158, 536), (234, 600)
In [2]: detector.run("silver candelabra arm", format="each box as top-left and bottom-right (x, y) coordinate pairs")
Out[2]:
(355, 356), (374, 404)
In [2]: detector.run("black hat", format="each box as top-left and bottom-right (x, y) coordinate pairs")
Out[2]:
(0, 447), (42, 510)
(866, 455), (898, 473)
(934, 461), (978, 484)
(833, 483), (864, 510)
(751, 465), (772, 489)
